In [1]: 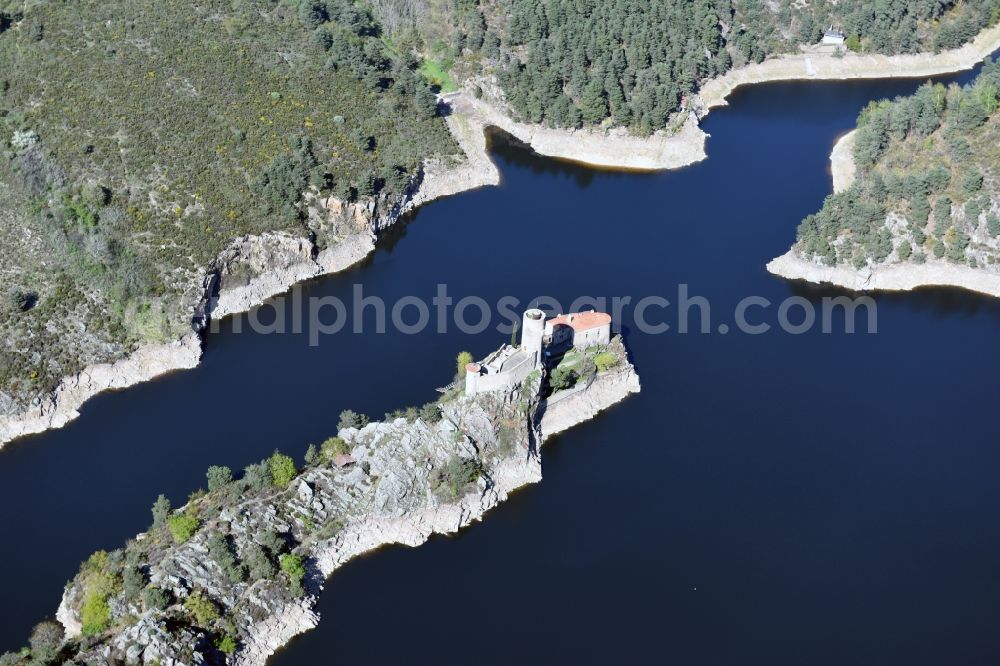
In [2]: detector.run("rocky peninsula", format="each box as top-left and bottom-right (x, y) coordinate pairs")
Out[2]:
(12, 337), (639, 665)
(768, 61), (1000, 299)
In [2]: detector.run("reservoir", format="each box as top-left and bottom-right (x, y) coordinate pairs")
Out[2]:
(3, 63), (1000, 664)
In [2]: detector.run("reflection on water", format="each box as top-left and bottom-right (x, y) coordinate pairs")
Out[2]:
(485, 127), (599, 187)
(787, 279), (1000, 321)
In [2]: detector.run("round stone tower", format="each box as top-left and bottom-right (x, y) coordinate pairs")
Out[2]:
(521, 308), (546, 367)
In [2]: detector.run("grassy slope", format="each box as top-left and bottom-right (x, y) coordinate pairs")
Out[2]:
(419, 59), (459, 92)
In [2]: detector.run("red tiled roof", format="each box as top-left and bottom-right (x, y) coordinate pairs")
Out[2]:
(547, 311), (611, 332)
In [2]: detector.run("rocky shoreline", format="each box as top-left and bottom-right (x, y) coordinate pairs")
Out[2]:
(767, 250), (1000, 298)
(49, 339), (639, 666)
(0, 333), (203, 446)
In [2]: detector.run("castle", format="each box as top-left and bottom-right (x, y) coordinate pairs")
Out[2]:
(465, 308), (612, 395)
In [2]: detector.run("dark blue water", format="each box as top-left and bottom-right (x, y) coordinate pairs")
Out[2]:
(4, 65), (1000, 664)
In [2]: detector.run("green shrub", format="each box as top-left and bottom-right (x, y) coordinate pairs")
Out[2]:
(268, 451), (298, 487)
(6, 288), (35, 313)
(121, 564), (146, 602)
(80, 590), (111, 636)
(934, 197), (952, 237)
(279, 553), (307, 596)
(897, 241), (913, 261)
(433, 454), (482, 499)
(242, 543), (277, 582)
(253, 138), (319, 220)
(455, 351), (473, 379)
(241, 462), (271, 493)
(258, 529), (287, 554)
(216, 634), (238, 655)
(320, 436), (348, 460)
(183, 591), (219, 627)
(28, 621), (63, 665)
(206, 465), (233, 492)
(593, 351), (619, 372)
(964, 198), (982, 223)
(151, 494), (171, 529)
(78, 551), (118, 636)
(419, 402), (441, 423)
(207, 531), (246, 584)
(167, 513), (199, 544)
(988, 213), (1000, 236)
(550, 366), (578, 391)
(962, 169), (984, 194)
(142, 586), (172, 611)
(337, 409), (369, 430)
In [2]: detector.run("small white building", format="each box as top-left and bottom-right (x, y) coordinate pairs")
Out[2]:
(822, 28), (845, 46)
(465, 309), (613, 395)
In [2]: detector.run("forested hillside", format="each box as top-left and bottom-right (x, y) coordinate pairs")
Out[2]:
(795, 58), (1000, 270)
(372, 0), (1000, 133)
(489, 0), (1000, 131)
(0, 0), (456, 409)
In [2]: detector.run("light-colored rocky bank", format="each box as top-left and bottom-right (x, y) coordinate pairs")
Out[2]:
(0, 333), (203, 446)
(829, 130), (857, 194)
(445, 91), (709, 171)
(767, 250), (1000, 298)
(53, 339), (639, 666)
(698, 22), (1000, 111)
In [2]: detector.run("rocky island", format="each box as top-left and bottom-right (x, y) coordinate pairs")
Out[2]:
(0, 314), (638, 665)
